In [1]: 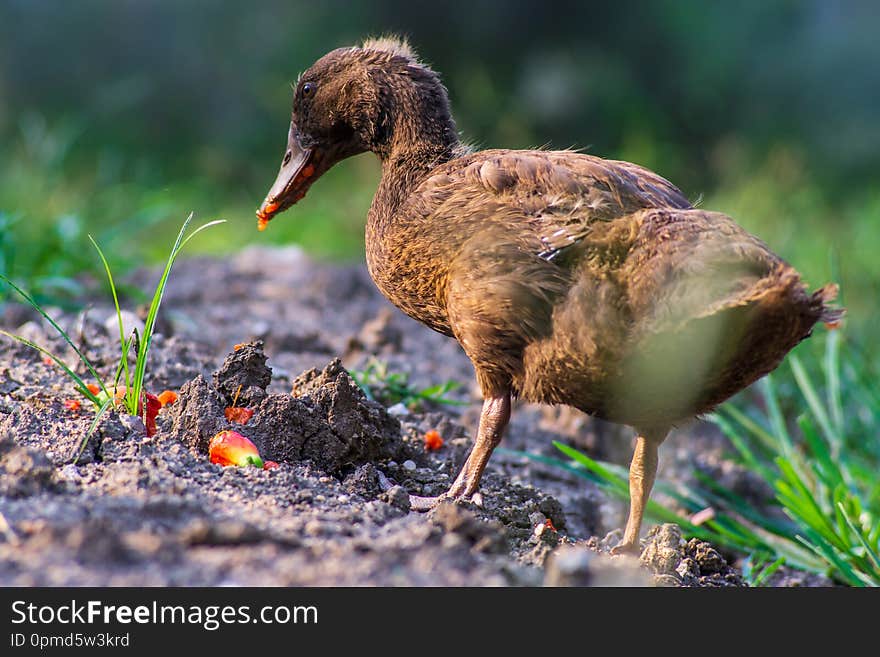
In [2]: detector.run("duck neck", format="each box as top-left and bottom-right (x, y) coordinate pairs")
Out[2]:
(368, 67), (462, 222)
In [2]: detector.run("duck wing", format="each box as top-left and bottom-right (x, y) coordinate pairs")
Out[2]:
(409, 149), (692, 261)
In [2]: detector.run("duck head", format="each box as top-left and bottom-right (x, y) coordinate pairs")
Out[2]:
(256, 37), (458, 229)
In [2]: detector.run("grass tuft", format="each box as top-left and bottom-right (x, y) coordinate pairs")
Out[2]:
(349, 358), (466, 411)
(1, 213), (223, 459)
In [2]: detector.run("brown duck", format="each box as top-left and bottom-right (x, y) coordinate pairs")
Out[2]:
(256, 37), (842, 553)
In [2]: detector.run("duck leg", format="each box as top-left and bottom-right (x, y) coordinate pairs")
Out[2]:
(408, 393), (511, 511)
(611, 427), (669, 555)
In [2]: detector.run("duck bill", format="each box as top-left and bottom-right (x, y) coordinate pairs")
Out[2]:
(256, 123), (322, 231)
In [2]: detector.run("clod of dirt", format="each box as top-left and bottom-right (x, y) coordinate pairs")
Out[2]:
(171, 350), (404, 476)
(0, 434), (61, 497)
(212, 340), (272, 407)
(544, 545), (651, 586)
(168, 375), (227, 454)
(639, 524), (744, 587)
(250, 364), (402, 474)
(94, 413), (143, 463)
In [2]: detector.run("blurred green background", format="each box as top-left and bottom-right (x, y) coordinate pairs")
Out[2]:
(1, 0), (877, 337)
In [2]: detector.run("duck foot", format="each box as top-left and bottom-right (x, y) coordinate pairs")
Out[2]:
(408, 494), (445, 511)
(378, 470), (482, 512)
(377, 393), (510, 512)
(610, 540), (640, 556)
(407, 491), (483, 512)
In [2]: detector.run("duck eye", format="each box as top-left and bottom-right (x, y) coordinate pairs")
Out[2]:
(302, 82), (315, 97)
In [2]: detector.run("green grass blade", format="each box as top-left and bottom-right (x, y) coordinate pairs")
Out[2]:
(132, 214), (224, 404)
(761, 375), (794, 458)
(554, 441), (630, 496)
(824, 330), (845, 438)
(837, 502), (880, 576)
(718, 404), (777, 451)
(88, 234), (133, 411)
(797, 415), (843, 493)
(796, 529), (865, 587)
(790, 354), (839, 454)
(709, 411), (776, 480)
(176, 218), (226, 251)
(751, 556), (786, 587)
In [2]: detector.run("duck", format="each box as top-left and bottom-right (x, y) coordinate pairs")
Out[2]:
(255, 37), (843, 554)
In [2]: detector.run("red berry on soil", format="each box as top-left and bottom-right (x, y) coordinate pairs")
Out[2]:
(424, 429), (444, 451)
(157, 390), (178, 407)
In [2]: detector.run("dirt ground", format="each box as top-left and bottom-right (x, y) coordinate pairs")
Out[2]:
(0, 245), (829, 586)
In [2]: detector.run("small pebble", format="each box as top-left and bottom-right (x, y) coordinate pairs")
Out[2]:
(386, 402), (409, 416)
(337, 495), (350, 504)
(402, 459), (416, 471)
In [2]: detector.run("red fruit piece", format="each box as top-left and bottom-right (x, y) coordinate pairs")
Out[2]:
(157, 390), (178, 407)
(209, 430), (264, 468)
(64, 399), (81, 412)
(113, 387), (161, 437)
(225, 406), (254, 424)
(543, 518), (557, 532)
(424, 429), (444, 451)
(86, 383), (101, 396)
(143, 392), (161, 437)
(263, 460), (280, 471)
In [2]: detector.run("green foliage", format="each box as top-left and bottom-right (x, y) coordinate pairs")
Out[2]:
(0, 213), (222, 459)
(349, 358), (465, 411)
(529, 331), (879, 586)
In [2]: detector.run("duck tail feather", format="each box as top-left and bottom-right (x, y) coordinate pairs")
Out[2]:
(812, 283), (845, 327)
